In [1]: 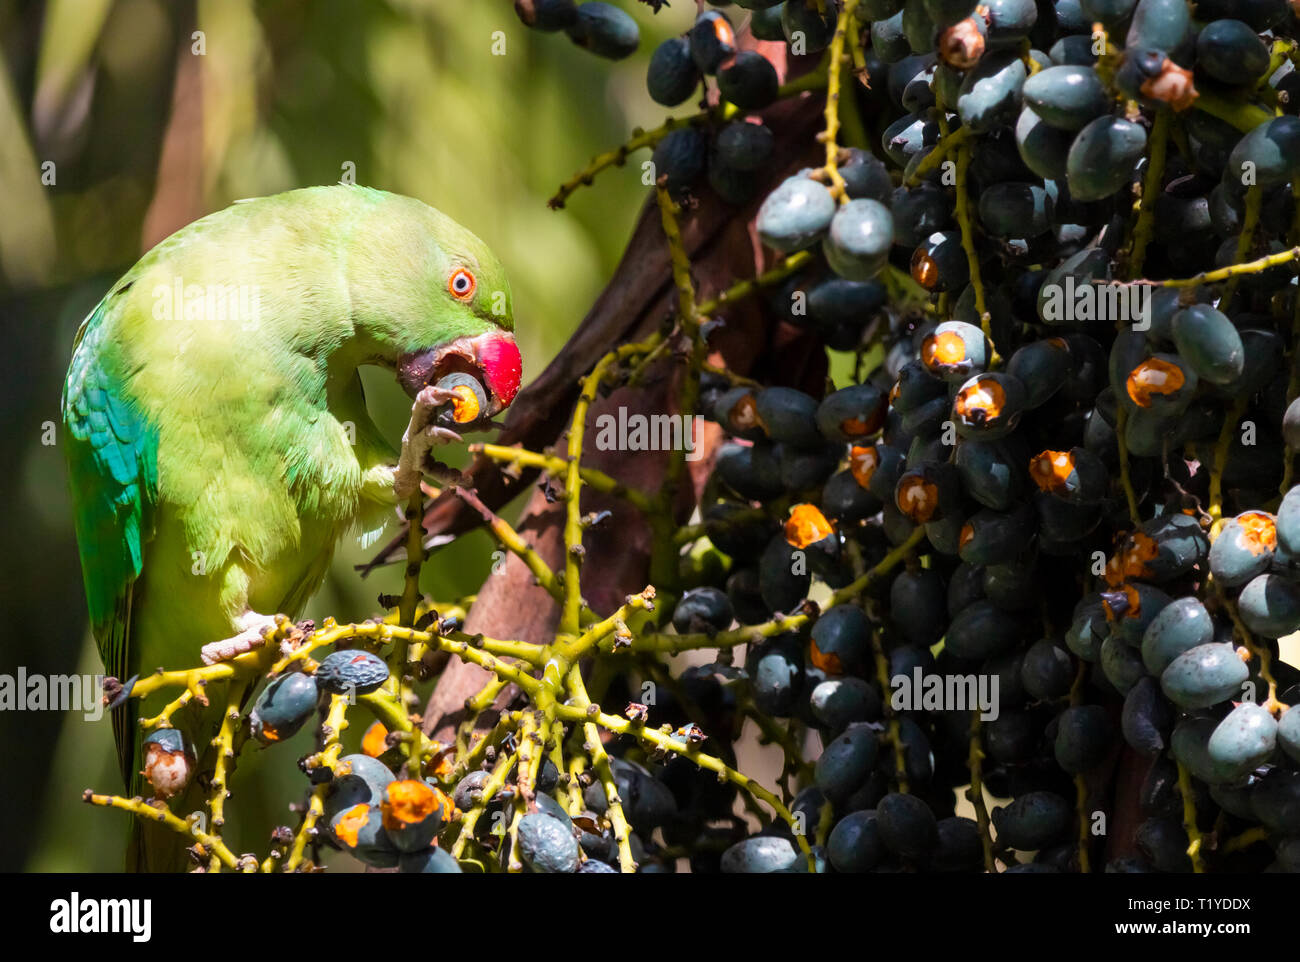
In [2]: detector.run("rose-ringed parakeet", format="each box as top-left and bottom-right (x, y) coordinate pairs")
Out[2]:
(61, 185), (522, 870)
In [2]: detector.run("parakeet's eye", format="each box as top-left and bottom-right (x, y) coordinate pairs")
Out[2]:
(448, 268), (476, 300)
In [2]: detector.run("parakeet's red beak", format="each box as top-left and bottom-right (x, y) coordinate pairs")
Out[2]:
(471, 331), (522, 411)
(396, 331), (522, 417)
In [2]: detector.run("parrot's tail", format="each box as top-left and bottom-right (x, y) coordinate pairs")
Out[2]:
(123, 712), (212, 873)
(128, 808), (194, 872)
(113, 699), (170, 871)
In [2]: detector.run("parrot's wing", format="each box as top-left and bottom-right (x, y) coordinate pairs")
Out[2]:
(62, 291), (159, 786)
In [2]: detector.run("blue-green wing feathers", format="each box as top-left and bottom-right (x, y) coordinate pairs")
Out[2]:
(62, 291), (159, 785)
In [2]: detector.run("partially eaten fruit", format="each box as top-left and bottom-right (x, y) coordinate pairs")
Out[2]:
(434, 372), (490, 429)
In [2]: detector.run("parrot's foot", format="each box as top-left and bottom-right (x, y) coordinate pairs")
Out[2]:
(200, 611), (279, 666)
(393, 385), (466, 500)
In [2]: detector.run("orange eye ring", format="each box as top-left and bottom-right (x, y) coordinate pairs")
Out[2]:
(448, 268), (476, 301)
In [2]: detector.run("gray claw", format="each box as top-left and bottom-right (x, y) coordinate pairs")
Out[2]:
(106, 674), (138, 711)
(426, 425), (464, 445)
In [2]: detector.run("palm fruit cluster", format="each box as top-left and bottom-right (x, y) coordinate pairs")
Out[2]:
(135, 646), (463, 872)
(243, 640), (705, 872)
(512, 0), (1300, 874)
(249, 653), (458, 872)
(515, 1), (642, 60)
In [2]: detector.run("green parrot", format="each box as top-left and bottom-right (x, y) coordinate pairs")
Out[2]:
(61, 185), (522, 870)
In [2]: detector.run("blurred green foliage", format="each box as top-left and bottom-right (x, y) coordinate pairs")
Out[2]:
(0, 0), (690, 871)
